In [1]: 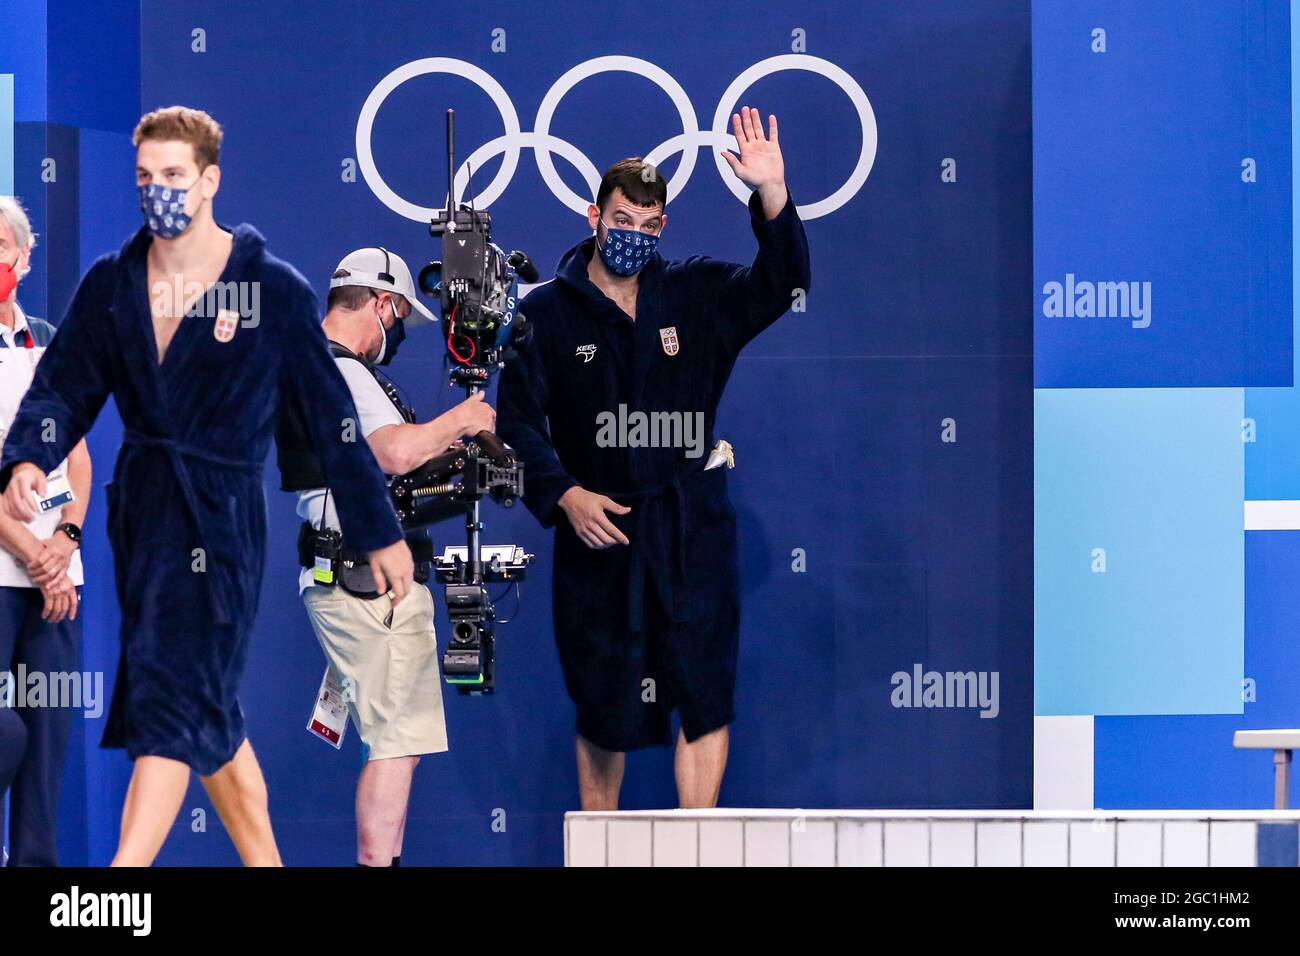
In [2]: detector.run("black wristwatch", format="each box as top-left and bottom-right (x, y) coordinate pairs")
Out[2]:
(55, 522), (82, 545)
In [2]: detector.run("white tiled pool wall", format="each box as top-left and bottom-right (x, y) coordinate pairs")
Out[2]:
(564, 811), (1300, 867)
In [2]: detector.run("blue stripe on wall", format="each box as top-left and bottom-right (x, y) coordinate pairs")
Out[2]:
(72, 128), (138, 866)
(0, 0), (47, 123)
(0, 75), (12, 194)
(13, 123), (49, 321)
(1245, 0), (1300, 499)
(46, 0), (139, 134)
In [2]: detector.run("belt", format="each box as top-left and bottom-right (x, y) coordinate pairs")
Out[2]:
(121, 429), (262, 626)
(603, 470), (710, 633)
(299, 523), (432, 589)
(339, 548), (433, 587)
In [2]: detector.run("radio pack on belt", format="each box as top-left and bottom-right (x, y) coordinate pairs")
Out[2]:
(296, 515), (431, 598)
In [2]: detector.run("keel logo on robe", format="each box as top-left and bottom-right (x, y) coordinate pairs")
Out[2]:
(213, 309), (240, 343)
(659, 326), (679, 356)
(575, 344), (598, 363)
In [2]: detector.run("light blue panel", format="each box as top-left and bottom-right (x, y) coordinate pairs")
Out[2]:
(1036, 388), (1245, 716)
(0, 74), (11, 194)
(1246, 384), (1300, 498)
(1246, 1), (1300, 499)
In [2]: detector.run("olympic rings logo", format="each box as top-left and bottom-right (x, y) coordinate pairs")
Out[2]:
(356, 54), (876, 222)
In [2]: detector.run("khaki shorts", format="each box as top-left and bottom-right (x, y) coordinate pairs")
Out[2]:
(302, 582), (448, 760)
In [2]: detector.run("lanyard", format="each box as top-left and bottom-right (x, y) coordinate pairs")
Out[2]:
(2, 325), (32, 349)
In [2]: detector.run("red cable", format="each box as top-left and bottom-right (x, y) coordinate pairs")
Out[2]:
(447, 302), (476, 364)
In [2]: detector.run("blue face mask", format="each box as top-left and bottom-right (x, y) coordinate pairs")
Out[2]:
(374, 298), (406, 366)
(597, 219), (659, 276)
(139, 180), (200, 239)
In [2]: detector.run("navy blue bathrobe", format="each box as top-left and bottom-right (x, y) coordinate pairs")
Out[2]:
(498, 190), (810, 751)
(0, 223), (403, 775)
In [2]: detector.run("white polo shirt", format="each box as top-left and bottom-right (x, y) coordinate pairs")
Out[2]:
(0, 302), (85, 588)
(295, 356), (405, 594)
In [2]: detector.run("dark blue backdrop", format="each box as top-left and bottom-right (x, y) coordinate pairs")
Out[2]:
(14, 0), (1033, 865)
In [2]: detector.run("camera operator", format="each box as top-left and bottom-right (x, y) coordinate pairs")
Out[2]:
(498, 108), (811, 810)
(275, 248), (495, 867)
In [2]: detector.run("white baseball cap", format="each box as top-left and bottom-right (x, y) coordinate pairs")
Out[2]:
(329, 247), (435, 327)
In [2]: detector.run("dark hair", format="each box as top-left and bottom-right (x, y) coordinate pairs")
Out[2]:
(595, 157), (667, 214)
(326, 272), (378, 312)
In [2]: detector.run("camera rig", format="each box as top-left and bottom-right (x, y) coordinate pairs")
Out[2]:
(388, 108), (538, 695)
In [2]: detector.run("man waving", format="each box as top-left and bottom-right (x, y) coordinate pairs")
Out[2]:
(499, 107), (811, 809)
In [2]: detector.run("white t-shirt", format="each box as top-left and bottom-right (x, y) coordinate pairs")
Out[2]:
(0, 304), (84, 588)
(295, 356), (405, 594)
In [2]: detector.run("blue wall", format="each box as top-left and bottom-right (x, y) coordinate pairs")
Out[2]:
(1033, 0), (1291, 389)
(1033, 0), (1298, 810)
(11, 0), (1035, 864)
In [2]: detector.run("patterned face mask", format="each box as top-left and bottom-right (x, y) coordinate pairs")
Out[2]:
(596, 219), (659, 276)
(139, 180), (200, 239)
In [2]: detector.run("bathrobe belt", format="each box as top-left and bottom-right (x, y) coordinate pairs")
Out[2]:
(603, 467), (713, 633)
(121, 429), (263, 626)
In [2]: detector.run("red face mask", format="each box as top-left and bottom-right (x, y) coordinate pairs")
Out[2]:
(0, 261), (16, 302)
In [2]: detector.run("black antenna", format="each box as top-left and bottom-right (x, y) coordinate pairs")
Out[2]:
(446, 108), (455, 215)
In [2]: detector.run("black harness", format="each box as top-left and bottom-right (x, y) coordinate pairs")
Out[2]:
(276, 341), (432, 586)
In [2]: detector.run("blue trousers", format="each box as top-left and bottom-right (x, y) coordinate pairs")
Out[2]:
(0, 585), (81, 866)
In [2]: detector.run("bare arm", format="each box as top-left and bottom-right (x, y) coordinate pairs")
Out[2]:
(23, 438), (91, 588)
(367, 393), (496, 475)
(0, 490), (77, 624)
(0, 508), (42, 566)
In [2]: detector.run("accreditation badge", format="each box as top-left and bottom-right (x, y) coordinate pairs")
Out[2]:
(307, 666), (350, 749)
(36, 472), (74, 512)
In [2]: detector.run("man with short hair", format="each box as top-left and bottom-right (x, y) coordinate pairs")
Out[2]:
(276, 247), (495, 866)
(498, 108), (811, 809)
(0, 106), (413, 866)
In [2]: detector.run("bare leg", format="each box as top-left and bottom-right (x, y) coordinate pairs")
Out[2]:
(392, 759), (422, 862)
(394, 804), (409, 861)
(200, 739), (282, 866)
(674, 726), (729, 808)
(355, 755), (418, 866)
(576, 735), (625, 811)
(111, 755), (191, 866)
